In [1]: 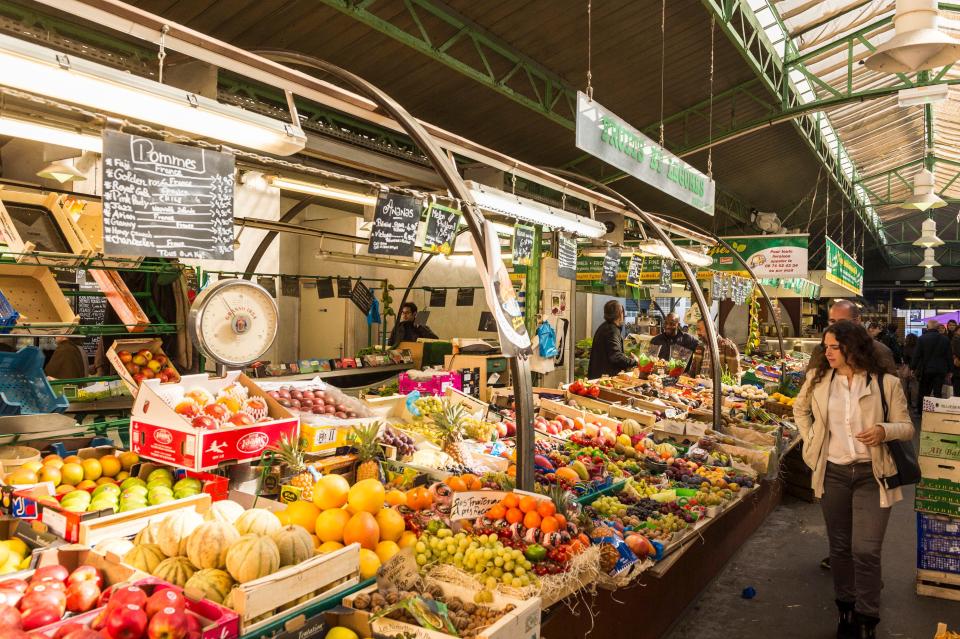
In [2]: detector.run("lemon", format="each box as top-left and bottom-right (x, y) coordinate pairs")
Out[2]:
(326, 627), (359, 639)
(1, 539), (28, 559)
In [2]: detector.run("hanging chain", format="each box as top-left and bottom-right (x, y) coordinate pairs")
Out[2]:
(659, 0), (666, 147)
(511, 163), (518, 195)
(707, 15), (715, 178)
(586, 0), (593, 100)
(157, 25), (169, 84)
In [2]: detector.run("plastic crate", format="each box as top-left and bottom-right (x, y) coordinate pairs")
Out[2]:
(0, 289), (19, 334)
(918, 512), (960, 537)
(919, 546), (960, 574)
(398, 370), (462, 396)
(0, 347), (69, 415)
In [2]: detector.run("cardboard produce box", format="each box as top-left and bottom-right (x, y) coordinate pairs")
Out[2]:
(921, 431), (960, 462)
(106, 337), (180, 396)
(129, 372), (298, 471)
(0, 517), (62, 577)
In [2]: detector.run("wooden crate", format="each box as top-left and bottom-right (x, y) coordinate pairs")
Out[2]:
(88, 268), (150, 333)
(0, 264), (79, 333)
(917, 569), (960, 602)
(564, 391), (657, 426)
(67, 197), (144, 268)
(0, 187), (93, 267)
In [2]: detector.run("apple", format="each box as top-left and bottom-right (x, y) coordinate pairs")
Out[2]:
(89, 605), (108, 631)
(65, 581), (100, 613)
(0, 603), (21, 630)
(202, 403), (228, 420)
(53, 622), (84, 639)
(132, 354), (147, 367)
(104, 603), (148, 639)
(117, 350), (132, 364)
(0, 580), (27, 594)
(133, 373), (146, 385)
(27, 580), (65, 594)
(184, 612), (201, 639)
(21, 588), (66, 615)
(190, 415), (217, 430)
(145, 589), (185, 618)
(32, 565), (68, 583)
(227, 413), (254, 426)
(147, 359), (162, 373)
(109, 585), (147, 610)
(63, 630), (101, 639)
(147, 606), (190, 639)
(19, 605), (60, 631)
(137, 349), (153, 361)
(159, 371), (172, 383)
(67, 566), (102, 590)
(142, 368), (156, 380)
(174, 400), (199, 419)
(125, 362), (140, 375)
(0, 589), (23, 607)
(97, 584), (114, 608)
(153, 354), (168, 367)
(162, 368), (179, 382)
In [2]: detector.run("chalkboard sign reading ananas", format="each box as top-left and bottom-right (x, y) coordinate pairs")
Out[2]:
(368, 193), (421, 257)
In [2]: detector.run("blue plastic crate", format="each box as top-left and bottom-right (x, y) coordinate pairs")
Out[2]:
(0, 289), (19, 335)
(918, 511), (960, 537)
(0, 347), (69, 415)
(919, 546), (960, 574)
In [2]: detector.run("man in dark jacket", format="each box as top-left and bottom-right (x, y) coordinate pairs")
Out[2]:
(912, 319), (953, 413)
(389, 302), (438, 346)
(587, 300), (636, 378)
(650, 312), (699, 361)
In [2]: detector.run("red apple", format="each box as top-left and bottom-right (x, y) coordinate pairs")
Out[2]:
(19, 605), (60, 631)
(227, 413), (254, 426)
(89, 606), (108, 631)
(133, 373), (146, 385)
(184, 612), (201, 639)
(108, 585), (147, 610)
(63, 630), (101, 639)
(21, 586), (66, 614)
(190, 415), (217, 430)
(145, 589), (184, 618)
(0, 589), (23, 607)
(174, 401), (199, 419)
(0, 580), (28, 594)
(53, 621), (84, 639)
(31, 566), (68, 583)
(163, 368), (179, 383)
(65, 580), (100, 613)
(137, 349), (153, 361)
(153, 355), (168, 367)
(202, 403), (228, 420)
(27, 580), (65, 594)
(104, 603), (148, 639)
(159, 371), (172, 383)
(98, 584), (114, 608)
(0, 603), (21, 629)
(66, 566), (102, 590)
(147, 606), (189, 639)
(141, 368), (156, 380)
(125, 362), (140, 375)
(117, 350), (132, 364)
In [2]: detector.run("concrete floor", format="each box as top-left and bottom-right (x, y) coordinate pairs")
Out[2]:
(664, 487), (960, 639)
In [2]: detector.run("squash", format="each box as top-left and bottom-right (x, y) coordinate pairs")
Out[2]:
(271, 525), (314, 567)
(204, 500), (246, 525)
(134, 522), (161, 545)
(123, 544), (166, 574)
(184, 568), (235, 604)
(621, 418), (642, 437)
(225, 533), (280, 583)
(157, 510), (205, 557)
(186, 520), (240, 570)
(235, 508), (282, 536)
(152, 556), (196, 587)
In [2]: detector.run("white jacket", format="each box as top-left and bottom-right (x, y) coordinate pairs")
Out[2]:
(793, 369), (915, 508)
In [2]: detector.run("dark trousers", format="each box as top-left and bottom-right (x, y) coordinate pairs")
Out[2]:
(821, 462), (891, 618)
(918, 371), (946, 412)
(953, 367), (960, 397)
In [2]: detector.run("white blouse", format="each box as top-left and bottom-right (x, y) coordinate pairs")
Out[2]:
(826, 372), (872, 465)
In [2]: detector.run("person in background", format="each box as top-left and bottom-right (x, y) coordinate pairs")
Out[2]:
(808, 301), (895, 373)
(912, 319), (953, 412)
(650, 312), (698, 361)
(947, 319), (957, 339)
(866, 322), (882, 339)
(938, 323), (948, 336)
(793, 321), (914, 639)
(902, 333), (920, 410)
(690, 318), (741, 380)
(389, 302), (438, 346)
(587, 300), (636, 379)
(44, 336), (88, 379)
(877, 323), (903, 366)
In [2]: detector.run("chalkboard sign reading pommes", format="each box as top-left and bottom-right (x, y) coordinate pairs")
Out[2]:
(368, 193), (421, 257)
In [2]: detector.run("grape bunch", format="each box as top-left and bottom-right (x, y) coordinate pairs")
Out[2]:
(414, 396), (443, 416)
(644, 513), (688, 539)
(381, 427), (415, 457)
(414, 529), (538, 589)
(464, 417), (497, 442)
(591, 496), (628, 517)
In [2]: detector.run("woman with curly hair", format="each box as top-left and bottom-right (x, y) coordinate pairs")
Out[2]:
(793, 320), (913, 639)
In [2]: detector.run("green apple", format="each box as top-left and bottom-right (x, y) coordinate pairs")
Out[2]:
(147, 469), (173, 483)
(120, 477), (147, 491)
(173, 478), (201, 493)
(92, 484), (121, 499)
(122, 485), (148, 498)
(146, 478), (172, 491)
(149, 493), (175, 505)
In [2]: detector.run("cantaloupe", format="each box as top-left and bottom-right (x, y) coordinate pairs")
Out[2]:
(204, 500), (246, 525)
(271, 525), (314, 567)
(342, 511), (379, 550)
(157, 510), (205, 557)
(186, 520), (240, 570)
(235, 508), (282, 537)
(225, 534), (280, 583)
(134, 522), (161, 545)
(184, 568), (235, 604)
(94, 537), (134, 558)
(123, 544), (166, 574)
(152, 556), (196, 587)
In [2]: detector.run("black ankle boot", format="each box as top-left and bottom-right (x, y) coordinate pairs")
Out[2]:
(836, 600), (856, 639)
(855, 611), (880, 639)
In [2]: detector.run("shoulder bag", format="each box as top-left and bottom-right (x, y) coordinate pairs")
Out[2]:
(875, 372), (921, 489)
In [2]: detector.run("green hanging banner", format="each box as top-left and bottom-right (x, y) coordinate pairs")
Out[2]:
(825, 236), (863, 295)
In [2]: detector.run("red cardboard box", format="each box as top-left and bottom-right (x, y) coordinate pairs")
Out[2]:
(130, 372), (298, 471)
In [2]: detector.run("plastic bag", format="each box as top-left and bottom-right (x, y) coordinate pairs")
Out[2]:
(537, 321), (558, 358)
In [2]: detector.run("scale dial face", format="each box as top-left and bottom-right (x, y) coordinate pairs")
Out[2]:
(188, 279), (279, 368)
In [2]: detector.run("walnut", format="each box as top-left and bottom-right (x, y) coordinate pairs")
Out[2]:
(370, 593), (387, 609)
(447, 599), (463, 612)
(463, 602), (477, 615)
(426, 584), (443, 598)
(385, 590), (400, 605)
(352, 593), (371, 610)
(504, 604), (516, 612)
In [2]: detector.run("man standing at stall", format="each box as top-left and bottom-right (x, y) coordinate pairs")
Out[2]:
(690, 318), (741, 380)
(587, 300), (636, 378)
(912, 318), (952, 413)
(650, 312), (698, 361)
(389, 302), (438, 346)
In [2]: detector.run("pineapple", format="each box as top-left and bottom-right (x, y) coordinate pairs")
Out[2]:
(272, 434), (313, 501)
(547, 483), (570, 522)
(432, 400), (467, 465)
(348, 421), (383, 482)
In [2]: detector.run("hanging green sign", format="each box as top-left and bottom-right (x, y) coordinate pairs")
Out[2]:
(825, 236), (863, 295)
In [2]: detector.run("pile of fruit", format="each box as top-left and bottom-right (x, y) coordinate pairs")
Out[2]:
(768, 391), (795, 407)
(116, 349), (180, 386)
(166, 382), (271, 430)
(50, 466), (202, 515)
(568, 380), (600, 398)
(265, 384), (369, 420)
(0, 540), (32, 576)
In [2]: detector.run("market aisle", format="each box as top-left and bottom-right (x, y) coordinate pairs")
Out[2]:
(664, 488), (960, 639)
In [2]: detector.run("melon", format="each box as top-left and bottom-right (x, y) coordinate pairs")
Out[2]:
(134, 521), (161, 545)
(94, 537), (134, 558)
(204, 500), (246, 525)
(157, 510), (205, 557)
(225, 534), (280, 583)
(271, 525), (314, 567)
(151, 556), (196, 587)
(123, 544), (166, 574)
(342, 511), (379, 550)
(235, 508), (282, 537)
(186, 520), (240, 570)
(184, 568), (235, 604)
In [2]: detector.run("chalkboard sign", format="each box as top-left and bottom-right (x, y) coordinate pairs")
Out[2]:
(281, 276), (300, 298)
(601, 246), (621, 286)
(512, 224), (535, 266)
(75, 274), (106, 359)
(257, 276), (276, 298)
(316, 278), (334, 299)
(456, 288), (475, 307)
(429, 288), (447, 308)
(626, 253), (644, 288)
(659, 258), (673, 293)
(421, 203), (460, 255)
(478, 311), (497, 332)
(101, 131), (235, 259)
(337, 277), (353, 298)
(368, 193), (421, 257)
(351, 280), (374, 315)
(558, 233), (577, 280)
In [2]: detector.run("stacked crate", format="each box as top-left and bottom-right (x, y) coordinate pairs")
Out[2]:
(917, 398), (960, 600)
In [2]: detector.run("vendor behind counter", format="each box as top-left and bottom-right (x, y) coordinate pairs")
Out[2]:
(390, 302), (438, 346)
(650, 313), (698, 360)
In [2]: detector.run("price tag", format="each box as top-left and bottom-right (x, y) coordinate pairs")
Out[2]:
(450, 490), (507, 520)
(41, 508), (67, 539)
(376, 547), (422, 591)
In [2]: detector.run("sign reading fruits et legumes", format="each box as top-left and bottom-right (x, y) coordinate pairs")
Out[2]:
(101, 130), (235, 259)
(368, 193), (421, 257)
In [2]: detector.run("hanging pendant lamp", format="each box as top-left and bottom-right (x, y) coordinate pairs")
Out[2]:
(866, 0), (960, 73)
(918, 247), (940, 267)
(914, 217), (945, 247)
(921, 266), (938, 283)
(902, 169), (946, 211)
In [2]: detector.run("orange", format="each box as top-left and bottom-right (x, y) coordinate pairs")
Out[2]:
(375, 540), (400, 564)
(554, 513), (567, 528)
(406, 487), (433, 511)
(460, 474), (481, 490)
(98, 455), (122, 478)
(502, 493), (519, 509)
(518, 495), (537, 513)
(81, 458), (102, 481)
(343, 511), (380, 550)
(312, 474), (350, 510)
(446, 477), (467, 492)
(275, 510), (292, 526)
(316, 508), (352, 543)
(347, 479), (386, 515)
(118, 451), (140, 470)
(398, 531), (418, 549)
(540, 516), (559, 533)
(537, 501), (556, 518)
(42, 456), (64, 469)
(385, 489), (407, 507)
(375, 508), (405, 543)
(523, 511), (541, 529)
(507, 465), (516, 478)
(286, 500), (321, 533)
(487, 504), (506, 520)
(63, 455), (82, 465)
(318, 541), (345, 554)
(505, 508), (523, 524)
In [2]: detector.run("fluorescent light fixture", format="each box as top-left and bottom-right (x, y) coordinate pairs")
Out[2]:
(315, 249), (416, 270)
(898, 83), (950, 107)
(465, 180), (607, 239)
(905, 296), (960, 301)
(36, 161), (84, 183)
(0, 115), (102, 152)
(269, 176), (378, 206)
(0, 33), (306, 155)
(630, 239), (715, 268)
